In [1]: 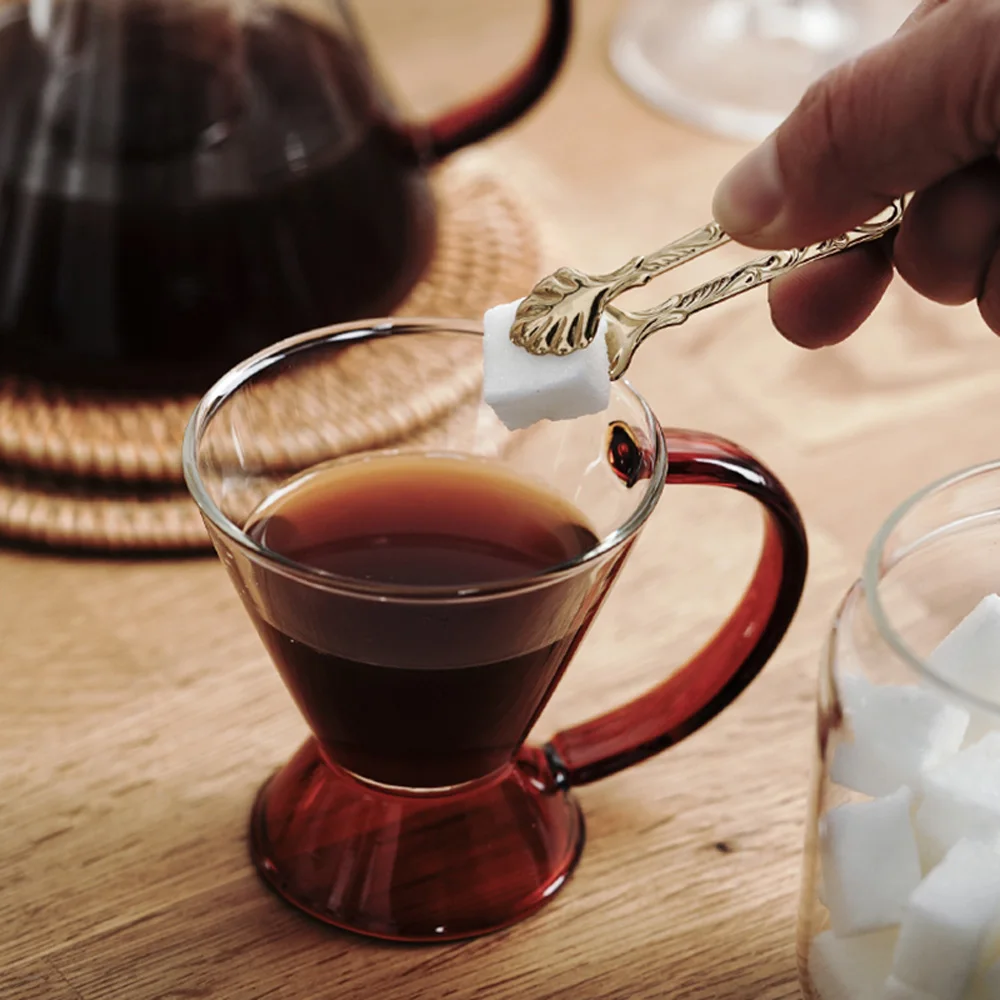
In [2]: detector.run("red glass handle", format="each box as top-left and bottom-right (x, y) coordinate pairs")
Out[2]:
(421, 0), (572, 162)
(544, 429), (808, 787)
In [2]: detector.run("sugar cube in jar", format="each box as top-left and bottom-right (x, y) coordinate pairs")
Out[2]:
(801, 589), (1000, 1000)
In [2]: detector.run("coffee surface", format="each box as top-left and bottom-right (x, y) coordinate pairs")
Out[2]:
(242, 452), (603, 788)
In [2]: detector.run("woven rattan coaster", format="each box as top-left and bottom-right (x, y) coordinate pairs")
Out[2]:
(0, 471), (210, 552)
(0, 166), (542, 552)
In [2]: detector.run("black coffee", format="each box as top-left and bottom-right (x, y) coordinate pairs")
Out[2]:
(243, 453), (605, 789)
(0, 1), (435, 390)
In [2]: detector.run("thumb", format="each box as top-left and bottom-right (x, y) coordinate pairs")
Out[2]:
(711, 0), (1000, 249)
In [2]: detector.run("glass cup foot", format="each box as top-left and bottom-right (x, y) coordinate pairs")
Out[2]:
(249, 739), (585, 942)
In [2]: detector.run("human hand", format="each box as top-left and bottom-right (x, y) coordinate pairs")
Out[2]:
(711, 0), (1000, 347)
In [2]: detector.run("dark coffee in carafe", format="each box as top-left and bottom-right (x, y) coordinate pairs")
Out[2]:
(0, 1), (435, 391)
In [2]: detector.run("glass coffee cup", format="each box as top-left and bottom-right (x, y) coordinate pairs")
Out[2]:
(183, 316), (808, 942)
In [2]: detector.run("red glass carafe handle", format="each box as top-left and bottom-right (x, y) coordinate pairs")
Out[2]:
(544, 429), (809, 787)
(422, 0), (572, 161)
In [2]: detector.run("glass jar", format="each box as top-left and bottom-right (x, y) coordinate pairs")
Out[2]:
(798, 461), (1000, 1000)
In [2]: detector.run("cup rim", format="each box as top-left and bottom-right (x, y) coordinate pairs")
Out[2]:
(182, 316), (669, 601)
(862, 457), (1000, 712)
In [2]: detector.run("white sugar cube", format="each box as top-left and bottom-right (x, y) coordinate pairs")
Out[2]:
(829, 674), (969, 797)
(882, 977), (938, 1000)
(916, 733), (1000, 864)
(928, 595), (1000, 704)
(482, 299), (611, 431)
(821, 787), (923, 937)
(928, 595), (1000, 746)
(891, 839), (1000, 1000)
(837, 671), (874, 713)
(810, 929), (898, 1000)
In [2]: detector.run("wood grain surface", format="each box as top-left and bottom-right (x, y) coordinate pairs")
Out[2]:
(4, 1), (1000, 997)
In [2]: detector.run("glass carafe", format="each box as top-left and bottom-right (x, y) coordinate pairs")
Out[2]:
(0, 0), (571, 391)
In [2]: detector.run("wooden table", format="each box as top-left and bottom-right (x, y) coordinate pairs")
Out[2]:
(5, 2), (1000, 997)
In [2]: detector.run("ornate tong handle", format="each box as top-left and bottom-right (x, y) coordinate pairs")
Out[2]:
(509, 219), (732, 357)
(510, 197), (908, 379)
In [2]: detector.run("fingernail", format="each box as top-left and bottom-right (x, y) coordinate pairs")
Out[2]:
(712, 134), (785, 238)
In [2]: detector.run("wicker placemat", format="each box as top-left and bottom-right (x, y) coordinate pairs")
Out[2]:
(0, 472), (209, 552)
(0, 166), (542, 552)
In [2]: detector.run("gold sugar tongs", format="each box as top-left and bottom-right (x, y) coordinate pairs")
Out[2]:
(510, 196), (909, 379)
